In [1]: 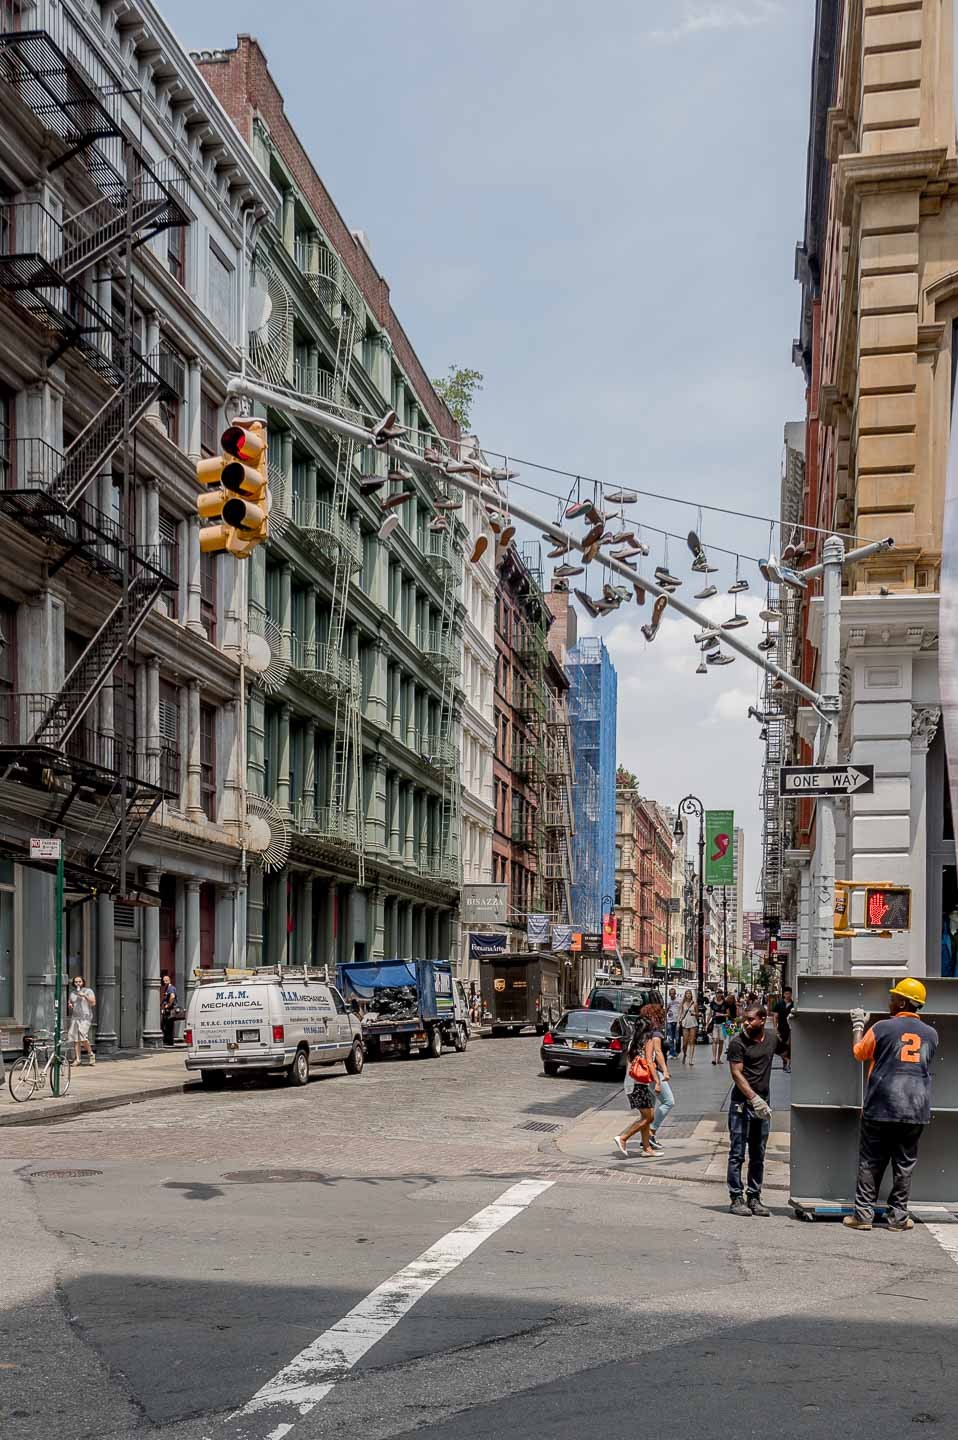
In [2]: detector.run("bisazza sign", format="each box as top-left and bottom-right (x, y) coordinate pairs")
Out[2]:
(461, 884), (508, 925)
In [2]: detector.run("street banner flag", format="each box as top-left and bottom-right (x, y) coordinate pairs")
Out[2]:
(705, 810), (734, 886)
(571, 932), (583, 952)
(469, 932), (507, 960)
(551, 924), (573, 952)
(602, 913), (618, 952)
(527, 912), (550, 945)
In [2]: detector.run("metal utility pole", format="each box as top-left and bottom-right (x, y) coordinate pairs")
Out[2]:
(813, 535), (844, 975)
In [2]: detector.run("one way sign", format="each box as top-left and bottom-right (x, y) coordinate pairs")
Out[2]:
(778, 764), (875, 797)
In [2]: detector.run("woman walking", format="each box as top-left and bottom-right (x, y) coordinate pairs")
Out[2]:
(710, 990), (729, 1065)
(641, 1002), (674, 1151)
(613, 1015), (661, 1159)
(679, 988), (698, 1065)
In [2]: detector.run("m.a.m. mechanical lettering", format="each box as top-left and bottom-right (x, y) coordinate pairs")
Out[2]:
(206, 991), (259, 1009)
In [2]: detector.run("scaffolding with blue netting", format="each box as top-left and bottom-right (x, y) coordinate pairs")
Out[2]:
(567, 637), (617, 933)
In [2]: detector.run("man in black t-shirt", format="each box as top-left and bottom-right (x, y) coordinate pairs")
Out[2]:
(772, 987), (793, 1072)
(726, 1004), (785, 1217)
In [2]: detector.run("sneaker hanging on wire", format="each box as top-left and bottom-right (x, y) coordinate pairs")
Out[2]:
(641, 595), (668, 643)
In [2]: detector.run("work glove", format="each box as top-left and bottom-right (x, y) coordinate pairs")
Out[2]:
(750, 1095), (772, 1121)
(850, 1008), (867, 1029)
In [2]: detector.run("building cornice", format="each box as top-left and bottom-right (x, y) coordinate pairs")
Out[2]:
(806, 592), (939, 653)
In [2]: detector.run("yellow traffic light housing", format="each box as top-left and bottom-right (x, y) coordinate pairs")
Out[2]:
(196, 418), (269, 558)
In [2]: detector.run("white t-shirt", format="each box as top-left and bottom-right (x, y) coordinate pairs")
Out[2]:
(70, 986), (95, 1024)
(666, 998), (681, 1023)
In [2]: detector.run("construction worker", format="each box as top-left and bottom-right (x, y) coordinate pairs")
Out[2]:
(844, 977), (938, 1233)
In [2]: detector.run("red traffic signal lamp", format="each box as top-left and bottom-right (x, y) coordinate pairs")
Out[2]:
(196, 417), (269, 558)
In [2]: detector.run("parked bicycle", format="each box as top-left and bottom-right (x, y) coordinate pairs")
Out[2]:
(8, 1032), (72, 1102)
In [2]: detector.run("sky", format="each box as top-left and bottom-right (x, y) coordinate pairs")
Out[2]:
(163, 0), (814, 912)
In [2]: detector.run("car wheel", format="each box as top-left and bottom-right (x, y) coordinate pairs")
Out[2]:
(287, 1048), (310, 1086)
(453, 1023), (468, 1052)
(345, 1040), (365, 1075)
(427, 1027), (442, 1059)
(200, 1070), (225, 1090)
(543, 1061), (560, 1077)
(490, 1025), (504, 1037)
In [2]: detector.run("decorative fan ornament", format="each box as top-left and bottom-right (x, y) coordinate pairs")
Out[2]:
(247, 608), (290, 695)
(245, 793), (290, 873)
(247, 249), (292, 388)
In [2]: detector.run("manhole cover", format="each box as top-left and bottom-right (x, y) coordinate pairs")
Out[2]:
(516, 1121), (560, 1134)
(30, 1169), (103, 1180)
(221, 1169), (328, 1184)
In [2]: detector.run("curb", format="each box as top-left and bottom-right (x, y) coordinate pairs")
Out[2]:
(0, 1080), (197, 1127)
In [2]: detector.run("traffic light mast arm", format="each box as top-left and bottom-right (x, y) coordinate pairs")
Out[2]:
(225, 376), (828, 707)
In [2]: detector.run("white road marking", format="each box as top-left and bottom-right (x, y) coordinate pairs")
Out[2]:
(923, 1223), (958, 1265)
(222, 1177), (554, 1440)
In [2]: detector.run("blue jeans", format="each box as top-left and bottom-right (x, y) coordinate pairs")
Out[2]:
(666, 1021), (679, 1056)
(653, 1079), (675, 1133)
(727, 1096), (770, 1199)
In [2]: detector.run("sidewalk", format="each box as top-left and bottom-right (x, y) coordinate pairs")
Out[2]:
(554, 1043), (792, 1191)
(0, 1047), (194, 1126)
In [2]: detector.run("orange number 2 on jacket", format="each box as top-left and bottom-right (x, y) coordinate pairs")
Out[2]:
(900, 1033), (921, 1063)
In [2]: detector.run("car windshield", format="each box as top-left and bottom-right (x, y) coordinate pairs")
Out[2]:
(590, 989), (647, 1016)
(556, 1011), (622, 1034)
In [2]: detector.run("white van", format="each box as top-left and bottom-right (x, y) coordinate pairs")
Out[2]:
(184, 967), (364, 1089)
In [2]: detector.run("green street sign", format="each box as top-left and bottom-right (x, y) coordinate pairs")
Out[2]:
(705, 810), (734, 886)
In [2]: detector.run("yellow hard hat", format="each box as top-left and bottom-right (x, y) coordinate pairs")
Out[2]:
(889, 977), (927, 1007)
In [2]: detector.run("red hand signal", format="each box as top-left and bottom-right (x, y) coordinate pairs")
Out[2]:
(867, 892), (890, 927)
(711, 832), (730, 863)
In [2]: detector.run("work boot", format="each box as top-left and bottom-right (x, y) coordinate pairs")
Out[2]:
(748, 1196), (770, 1217)
(886, 1216), (915, 1232)
(842, 1214), (872, 1231)
(729, 1197), (752, 1217)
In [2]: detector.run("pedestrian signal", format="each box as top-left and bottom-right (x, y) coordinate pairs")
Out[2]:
(196, 417), (269, 558)
(864, 886), (911, 932)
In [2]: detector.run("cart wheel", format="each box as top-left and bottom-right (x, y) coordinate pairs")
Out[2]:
(792, 1204), (814, 1222)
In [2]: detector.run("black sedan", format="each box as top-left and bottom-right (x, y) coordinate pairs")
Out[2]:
(541, 1009), (629, 1078)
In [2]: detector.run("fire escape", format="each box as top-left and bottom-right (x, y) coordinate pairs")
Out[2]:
(0, 12), (188, 891)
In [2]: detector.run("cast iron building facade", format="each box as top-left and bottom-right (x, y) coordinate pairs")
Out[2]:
(0, 0), (275, 1051)
(196, 36), (465, 972)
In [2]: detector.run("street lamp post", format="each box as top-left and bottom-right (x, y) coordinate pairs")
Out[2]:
(722, 888), (729, 993)
(674, 796), (705, 1014)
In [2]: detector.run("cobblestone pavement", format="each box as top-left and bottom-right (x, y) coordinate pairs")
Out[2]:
(0, 1034), (623, 1175)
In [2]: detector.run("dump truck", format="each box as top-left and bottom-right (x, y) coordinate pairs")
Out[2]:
(337, 959), (469, 1060)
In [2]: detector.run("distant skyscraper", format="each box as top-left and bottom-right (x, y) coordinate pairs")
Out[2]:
(567, 638), (617, 933)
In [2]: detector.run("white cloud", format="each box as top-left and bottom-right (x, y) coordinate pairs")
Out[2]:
(648, 1), (782, 45)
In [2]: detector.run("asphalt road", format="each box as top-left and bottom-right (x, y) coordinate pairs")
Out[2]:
(2, 1034), (958, 1440)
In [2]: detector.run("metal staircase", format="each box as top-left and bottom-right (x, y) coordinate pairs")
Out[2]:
(33, 552), (175, 750)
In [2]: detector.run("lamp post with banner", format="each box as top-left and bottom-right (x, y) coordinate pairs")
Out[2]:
(674, 797), (705, 1012)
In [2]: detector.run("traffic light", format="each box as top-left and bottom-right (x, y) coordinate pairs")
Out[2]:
(196, 417), (269, 558)
(864, 885), (911, 932)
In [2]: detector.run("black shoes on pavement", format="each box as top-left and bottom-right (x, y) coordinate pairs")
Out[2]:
(729, 1196), (770, 1217)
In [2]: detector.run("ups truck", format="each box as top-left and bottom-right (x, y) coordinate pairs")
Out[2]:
(480, 953), (561, 1036)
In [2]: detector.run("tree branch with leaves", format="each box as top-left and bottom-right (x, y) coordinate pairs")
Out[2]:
(432, 365), (484, 429)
